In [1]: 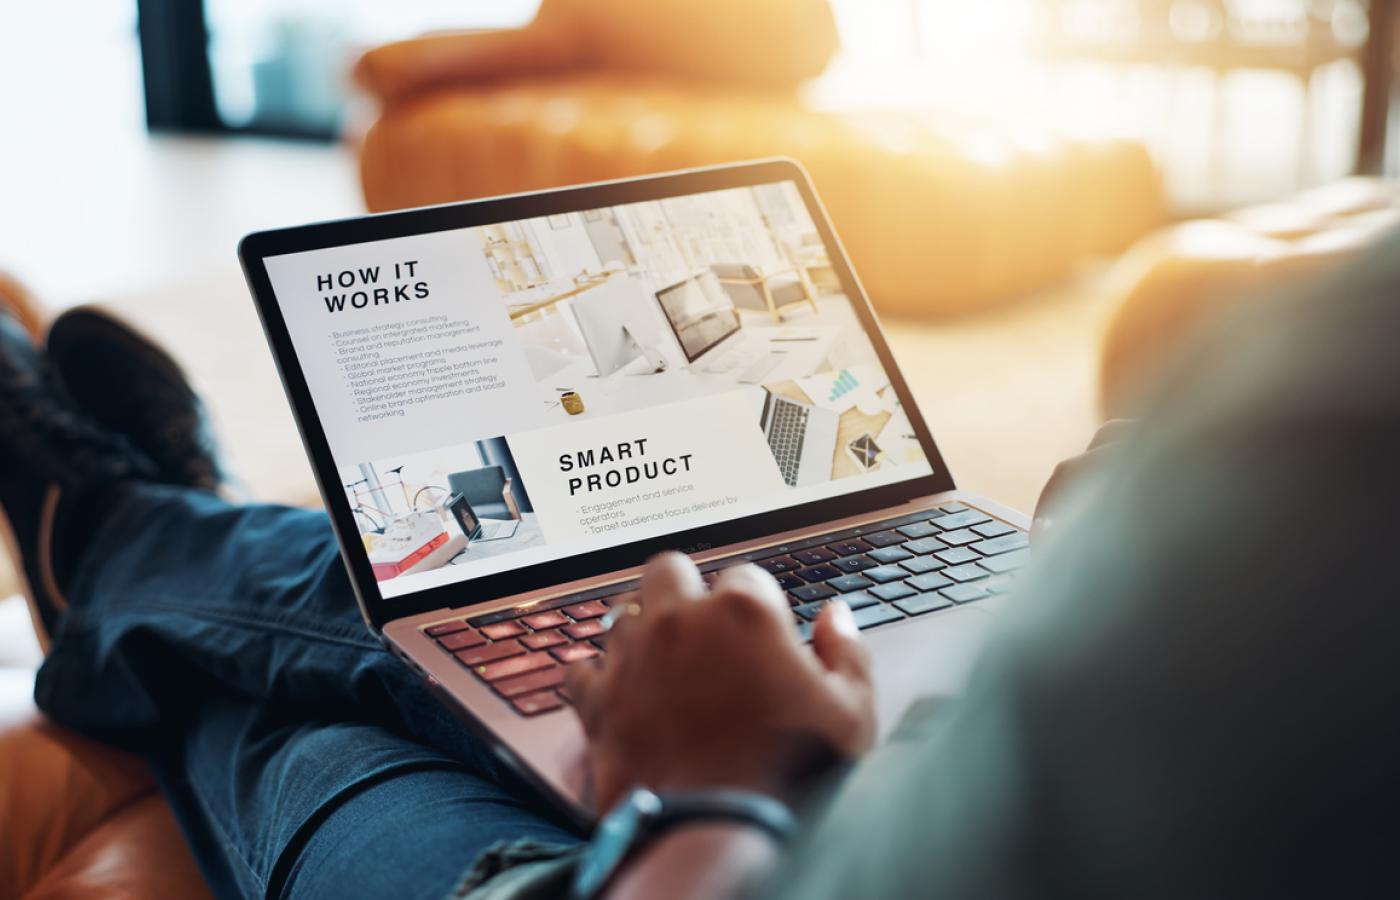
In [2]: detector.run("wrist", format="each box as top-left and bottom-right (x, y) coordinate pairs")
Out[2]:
(570, 788), (796, 900)
(606, 823), (781, 900)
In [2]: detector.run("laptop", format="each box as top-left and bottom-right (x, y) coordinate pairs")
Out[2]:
(239, 159), (1030, 829)
(755, 388), (840, 488)
(655, 270), (821, 384)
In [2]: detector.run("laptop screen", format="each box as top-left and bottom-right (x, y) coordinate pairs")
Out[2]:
(260, 178), (936, 600)
(656, 272), (742, 363)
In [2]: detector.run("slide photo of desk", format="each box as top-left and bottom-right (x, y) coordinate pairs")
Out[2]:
(337, 437), (545, 583)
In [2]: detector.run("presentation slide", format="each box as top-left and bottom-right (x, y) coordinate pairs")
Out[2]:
(263, 181), (933, 598)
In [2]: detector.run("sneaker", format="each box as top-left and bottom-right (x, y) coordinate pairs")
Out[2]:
(47, 306), (228, 492)
(0, 312), (155, 650)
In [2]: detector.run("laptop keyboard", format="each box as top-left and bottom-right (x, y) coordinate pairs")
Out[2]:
(421, 502), (1028, 716)
(765, 397), (809, 486)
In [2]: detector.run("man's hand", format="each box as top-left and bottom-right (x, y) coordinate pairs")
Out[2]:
(567, 553), (875, 813)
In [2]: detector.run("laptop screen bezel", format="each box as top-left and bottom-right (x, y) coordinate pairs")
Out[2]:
(654, 274), (742, 364)
(238, 159), (956, 631)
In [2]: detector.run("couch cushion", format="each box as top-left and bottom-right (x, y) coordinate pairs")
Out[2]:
(1, 667), (210, 899)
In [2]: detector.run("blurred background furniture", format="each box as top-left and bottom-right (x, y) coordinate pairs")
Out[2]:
(1099, 175), (1400, 416)
(351, 0), (1165, 317)
(710, 262), (820, 324)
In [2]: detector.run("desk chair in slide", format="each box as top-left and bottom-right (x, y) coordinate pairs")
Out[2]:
(710, 262), (820, 324)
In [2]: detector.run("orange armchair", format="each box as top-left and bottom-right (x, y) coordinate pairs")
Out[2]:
(353, 0), (1164, 317)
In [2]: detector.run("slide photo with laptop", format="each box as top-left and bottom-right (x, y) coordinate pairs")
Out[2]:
(339, 436), (544, 583)
(263, 178), (936, 599)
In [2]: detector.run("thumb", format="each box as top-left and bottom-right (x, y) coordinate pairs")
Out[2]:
(811, 600), (871, 685)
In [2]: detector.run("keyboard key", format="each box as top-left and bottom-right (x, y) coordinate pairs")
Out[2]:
(935, 547), (981, 566)
(480, 621), (525, 640)
(775, 573), (804, 590)
(971, 532), (1030, 557)
(511, 690), (564, 716)
(937, 503), (969, 515)
(426, 619), (470, 637)
(438, 629), (487, 651)
(796, 621), (813, 642)
(943, 563), (990, 583)
(795, 592), (879, 620)
(834, 591), (881, 609)
(831, 555), (877, 574)
(564, 619), (606, 640)
(789, 583), (836, 603)
(907, 572), (954, 592)
(521, 629), (568, 650)
(826, 538), (873, 557)
(455, 640), (524, 667)
(971, 520), (1017, 538)
(551, 643), (600, 663)
(870, 581), (917, 601)
(828, 574), (875, 593)
(902, 538), (949, 556)
(897, 521), (940, 539)
(851, 604), (905, 630)
(494, 665), (566, 698)
(900, 556), (946, 575)
(589, 636), (608, 651)
(980, 549), (1030, 574)
(934, 509), (991, 530)
(791, 547), (836, 565)
(941, 584), (989, 604)
(477, 651), (554, 682)
(564, 600), (609, 620)
(756, 556), (800, 575)
(895, 594), (954, 616)
(862, 529), (906, 548)
(862, 565), (908, 584)
(522, 610), (569, 630)
(797, 564), (842, 582)
(868, 546), (912, 564)
(938, 529), (980, 546)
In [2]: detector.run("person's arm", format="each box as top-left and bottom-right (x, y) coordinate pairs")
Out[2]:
(564, 556), (874, 900)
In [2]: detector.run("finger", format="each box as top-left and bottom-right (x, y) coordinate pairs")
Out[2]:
(638, 551), (704, 613)
(709, 563), (791, 622)
(811, 600), (872, 684)
(565, 658), (606, 734)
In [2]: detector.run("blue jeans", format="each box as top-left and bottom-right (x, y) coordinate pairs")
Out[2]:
(34, 483), (583, 899)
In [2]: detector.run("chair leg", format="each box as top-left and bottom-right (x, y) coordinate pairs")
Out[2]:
(761, 282), (780, 325)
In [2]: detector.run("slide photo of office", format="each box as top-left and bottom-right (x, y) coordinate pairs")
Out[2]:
(338, 437), (544, 582)
(471, 182), (885, 425)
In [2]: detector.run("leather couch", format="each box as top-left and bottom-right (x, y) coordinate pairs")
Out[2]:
(1099, 178), (1400, 417)
(353, 0), (1165, 317)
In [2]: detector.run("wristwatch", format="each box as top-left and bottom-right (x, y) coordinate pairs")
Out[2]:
(568, 788), (797, 900)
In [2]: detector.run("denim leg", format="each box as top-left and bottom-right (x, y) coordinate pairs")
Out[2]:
(35, 482), (499, 776)
(150, 692), (580, 900)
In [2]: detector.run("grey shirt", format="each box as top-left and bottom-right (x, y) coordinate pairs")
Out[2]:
(766, 230), (1400, 898)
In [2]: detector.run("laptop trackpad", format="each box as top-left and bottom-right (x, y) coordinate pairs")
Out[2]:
(862, 607), (997, 742)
